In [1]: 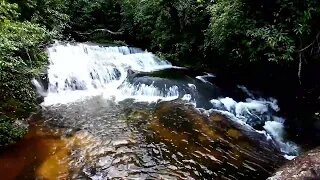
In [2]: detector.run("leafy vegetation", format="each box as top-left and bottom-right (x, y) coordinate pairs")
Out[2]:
(206, 0), (320, 67)
(0, 1), (53, 146)
(0, 0), (320, 146)
(120, 0), (211, 66)
(0, 117), (25, 146)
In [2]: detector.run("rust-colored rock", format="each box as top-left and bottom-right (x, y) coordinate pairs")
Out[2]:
(146, 101), (285, 179)
(0, 123), (70, 180)
(0, 121), (102, 180)
(268, 147), (320, 180)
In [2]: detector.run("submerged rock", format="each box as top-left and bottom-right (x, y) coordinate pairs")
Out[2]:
(0, 119), (104, 180)
(0, 98), (288, 179)
(146, 101), (285, 179)
(268, 147), (320, 180)
(0, 122), (70, 179)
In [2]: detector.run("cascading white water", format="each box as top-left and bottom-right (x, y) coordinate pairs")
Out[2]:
(43, 43), (178, 105)
(209, 96), (299, 159)
(39, 42), (299, 160)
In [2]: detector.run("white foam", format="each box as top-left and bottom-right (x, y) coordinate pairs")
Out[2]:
(188, 83), (197, 89)
(220, 97), (237, 112)
(263, 121), (299, 157)
(115, 82), (179, 102)
(32, 78), (47, 97)
(182, 94), (192, 101)
(284, 155), (296, 160)
(40, 42), (299, 159)
(209, 97), (299, 159)
(196, 73), (215, 84)
(43, 43), (176, 105)
(43, 89), (104, 106)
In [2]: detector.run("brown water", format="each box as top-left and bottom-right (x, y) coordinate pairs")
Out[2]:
(0, 119), (69, 179)
(0, 97), (286, 179)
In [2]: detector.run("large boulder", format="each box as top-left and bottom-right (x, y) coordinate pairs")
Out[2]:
(147, 100), (285, 179)
(268, 147), (320, 180)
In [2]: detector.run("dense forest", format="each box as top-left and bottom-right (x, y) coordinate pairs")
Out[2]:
(1, 0), (320, 146)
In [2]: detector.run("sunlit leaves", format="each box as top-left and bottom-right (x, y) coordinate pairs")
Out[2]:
(0, 1), (19, 20)
(0, 1), (51, 146)
(0, 117), (26, 147)
(0, 20), (50, 71)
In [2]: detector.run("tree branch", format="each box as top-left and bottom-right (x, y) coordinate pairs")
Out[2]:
(298, 52), (302, 85)
(75, 28), (124, 36)
(296, 32), (320, 85)
(296, 32), (320, 53)
(25, 48), (32, 68)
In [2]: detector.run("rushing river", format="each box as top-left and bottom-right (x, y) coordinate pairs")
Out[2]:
(0, 43), (299, 179)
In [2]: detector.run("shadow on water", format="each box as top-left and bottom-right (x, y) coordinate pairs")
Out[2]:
(0, 116), (69, 179)
(0, 97), (285, 179)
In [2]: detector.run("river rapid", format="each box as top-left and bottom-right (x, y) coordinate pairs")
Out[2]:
(0, 43), (300, 179)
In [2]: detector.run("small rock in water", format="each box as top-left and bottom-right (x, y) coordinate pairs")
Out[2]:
(112, 139), (136, 148)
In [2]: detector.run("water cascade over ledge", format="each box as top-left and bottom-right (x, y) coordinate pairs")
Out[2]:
(3, 42), (300, 179)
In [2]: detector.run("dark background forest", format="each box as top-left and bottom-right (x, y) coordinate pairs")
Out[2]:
(0, 0), (320, 146)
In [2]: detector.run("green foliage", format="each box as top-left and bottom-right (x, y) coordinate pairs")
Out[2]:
(0, 20), (50, 68)
(206, 0), (320, 63)
(121, 0), (211, 64)
(120, 0), (319, 66)
(64, 0), (121, 33)
(0, 0), (52, 146)
(0, 2), (51, 105)
(8, 0), (69, 33)
(0, 0), (319, 146)
(246, 26), (295, 62)
(206, 0), (247, 48)
(0, 117), (26, 147)
(205, 0), (251, 61)
(0, 0), (19, 20)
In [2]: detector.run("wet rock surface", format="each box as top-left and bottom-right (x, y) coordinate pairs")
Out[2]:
(0, 120), (70, 179)
(0, 97), (286, 179)
(148, 101), (285, 179)
(268, 147), (320, 180)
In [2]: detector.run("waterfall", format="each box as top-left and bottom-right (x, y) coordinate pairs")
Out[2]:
(36, 42), (298, 159)
(42, 43), (178, 105)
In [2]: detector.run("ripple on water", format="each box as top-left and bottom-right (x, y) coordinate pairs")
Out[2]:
(0, 97), (285, 179)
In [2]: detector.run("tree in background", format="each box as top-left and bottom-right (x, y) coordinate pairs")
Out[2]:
(0, 0), (319, 146)
(121, 0), (211, 66)
(63, 0), (122, 42)
(205, 0), (320, 73)
(8, 0), (69, 34)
